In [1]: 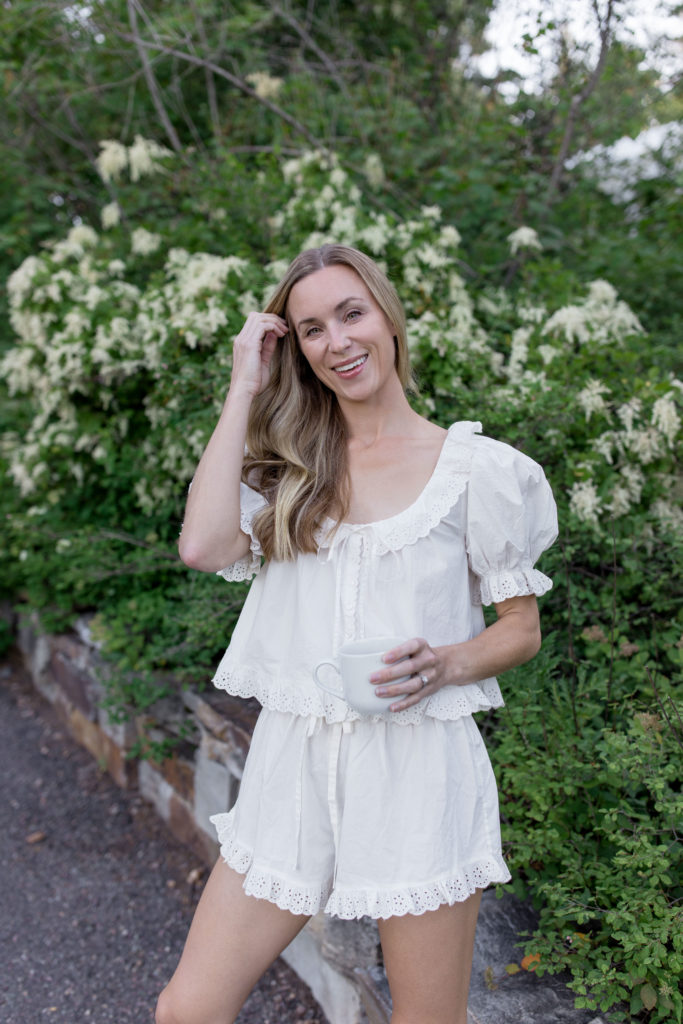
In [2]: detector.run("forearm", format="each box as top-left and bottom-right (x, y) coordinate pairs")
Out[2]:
(438, 599), (542, 688)
(372, 596), (542, 712)
(178, 388), (254, 571)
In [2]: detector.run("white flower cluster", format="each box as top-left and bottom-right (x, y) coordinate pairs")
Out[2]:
(101, 203), (121, 230)
(363, 153), (385, 188)
(569, 381), (682, 525)
(507, 226), (542, 255)
(95, 135), (173, 184)
(569, 480), (602, 527)
(543, 280), (643, 346)
(577, 379), (611, 421)
(131, 228), (163, 256)
(246, 71), (284, 100)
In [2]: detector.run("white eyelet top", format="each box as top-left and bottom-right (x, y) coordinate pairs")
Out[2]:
(212, 421), (558, 725)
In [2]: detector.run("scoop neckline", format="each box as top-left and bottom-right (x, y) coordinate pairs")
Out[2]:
(323, 422), (460, 532)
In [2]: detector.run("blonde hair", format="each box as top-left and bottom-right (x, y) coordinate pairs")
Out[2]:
(244, 244), (415, 561)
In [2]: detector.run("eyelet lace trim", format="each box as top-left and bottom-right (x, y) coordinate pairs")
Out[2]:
(475, 566), (553, 606)
(212, 664), (503, 724)
(210, 663), (505, 729)
(210, 810), (510, 920)
(325, 859), (511, 920)
(210, 812), (332, 916)
(216, 508), (263, 582)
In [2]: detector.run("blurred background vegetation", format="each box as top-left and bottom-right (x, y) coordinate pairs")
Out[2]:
(0, 2), (681, 1020)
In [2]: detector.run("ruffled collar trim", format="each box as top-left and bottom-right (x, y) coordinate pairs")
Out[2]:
(316, 420), (481, 556)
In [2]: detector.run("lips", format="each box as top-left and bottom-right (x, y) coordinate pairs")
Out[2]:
(333, 354), (368, 375)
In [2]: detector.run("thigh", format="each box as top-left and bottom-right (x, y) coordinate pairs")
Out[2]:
(157, 858), (310, 1024)
(377, 890), (482, 1024)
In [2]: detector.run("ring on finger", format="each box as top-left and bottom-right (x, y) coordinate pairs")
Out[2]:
(418, 673), (429, 690)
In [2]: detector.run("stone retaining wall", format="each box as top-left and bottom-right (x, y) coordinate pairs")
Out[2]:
(15, 612), (383, 1024)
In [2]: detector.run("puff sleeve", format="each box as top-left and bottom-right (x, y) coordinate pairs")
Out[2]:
(216, 481), (268, 583)
(466, 435), (558, 605)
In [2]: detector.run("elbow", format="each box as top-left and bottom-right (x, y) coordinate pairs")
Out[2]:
(178, 538), (202, 570)
(178, 535), (217, 572)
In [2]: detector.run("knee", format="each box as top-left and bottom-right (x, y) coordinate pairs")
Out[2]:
(155, 985), (204, 1024)
(155, 985), (234, 1024)
(155, 986), (182, 1024)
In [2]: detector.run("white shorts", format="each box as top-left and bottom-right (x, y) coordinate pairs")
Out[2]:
(210, 709), (510, 920)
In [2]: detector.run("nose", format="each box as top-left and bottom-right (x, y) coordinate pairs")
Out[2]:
(328, 323), (351, 351)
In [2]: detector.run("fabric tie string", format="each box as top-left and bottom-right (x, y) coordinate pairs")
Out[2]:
(291, 716), (355, 878)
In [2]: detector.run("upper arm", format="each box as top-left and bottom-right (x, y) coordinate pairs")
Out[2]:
(493, 595), (542, 655)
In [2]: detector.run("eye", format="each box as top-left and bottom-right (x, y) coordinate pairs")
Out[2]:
(345, 309), (362, 321)
(305, 325), (322, 338)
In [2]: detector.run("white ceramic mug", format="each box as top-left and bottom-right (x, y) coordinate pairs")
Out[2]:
(313, 636), (410, 715)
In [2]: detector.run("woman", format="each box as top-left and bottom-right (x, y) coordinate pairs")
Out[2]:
(158, 244), (558, 1024)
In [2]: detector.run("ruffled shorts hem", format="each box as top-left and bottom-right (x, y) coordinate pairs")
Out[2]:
(210, 814), (332, 917)
(210, 812), (511, 921)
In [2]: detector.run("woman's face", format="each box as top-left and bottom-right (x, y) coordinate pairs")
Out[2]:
(287, 264), (398, 404)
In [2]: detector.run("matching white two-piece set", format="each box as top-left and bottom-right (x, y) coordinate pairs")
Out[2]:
(209, 421), (558, 920)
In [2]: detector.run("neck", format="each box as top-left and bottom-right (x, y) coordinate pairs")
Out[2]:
(337, 379), (421, 448)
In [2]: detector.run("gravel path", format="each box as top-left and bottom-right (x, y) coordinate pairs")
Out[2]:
(0, 655), (329, 1024)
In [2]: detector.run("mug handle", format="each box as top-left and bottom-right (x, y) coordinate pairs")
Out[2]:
(313, 659), (343, 698)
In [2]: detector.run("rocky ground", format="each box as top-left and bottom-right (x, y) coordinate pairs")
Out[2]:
(0, 654), (328, 1024)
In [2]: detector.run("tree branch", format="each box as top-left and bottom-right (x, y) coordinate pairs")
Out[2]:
(189, 0), (222, 140)
(547, 0), (616, 200)
(112, 28), (326, 149)
(271, 4), (353, 103)
(127, 0), (184, 154)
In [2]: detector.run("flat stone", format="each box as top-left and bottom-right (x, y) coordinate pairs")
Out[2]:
(350, 891), (606, 1024)
(319, 917), (380, 979)
(138, 760), (174, 823)
(194, 741), (236, 836)
(48, 633), (97, 718)
(283, 920), (363, 1024)
(183, 688), (259, 759)
(467, 890), (604, 1023)
(168, 791), (218, 864)
(157, 754), (195, 804)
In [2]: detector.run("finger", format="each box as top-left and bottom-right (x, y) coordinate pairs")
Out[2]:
(388, 676), (434, 713)
(381, 638), (422, 664)
(260, 330), (280, 365)
(238, 313), (289, 342)
(371, 646), (433, 686)
(373, 669), (430, 698)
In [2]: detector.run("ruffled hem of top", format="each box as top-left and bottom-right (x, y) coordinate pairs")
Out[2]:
(475, 566), (553, 606)
(210, 812), (510, 919)
(316, 421), (482, 557)
(211, 663), (503, 724)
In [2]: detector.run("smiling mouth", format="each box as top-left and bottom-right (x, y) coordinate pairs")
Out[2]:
(333, 354), (368, 374)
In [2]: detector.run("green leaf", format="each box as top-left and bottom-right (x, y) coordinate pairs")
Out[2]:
(641, 983), (658, 1011)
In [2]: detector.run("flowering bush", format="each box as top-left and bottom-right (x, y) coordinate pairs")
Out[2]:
(3, 149), (680, 538)
(1, 145), (681, 1021)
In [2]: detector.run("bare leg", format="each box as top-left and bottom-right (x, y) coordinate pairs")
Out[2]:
(156, 858), (311, 1024)
(377, 890), (482, 1024)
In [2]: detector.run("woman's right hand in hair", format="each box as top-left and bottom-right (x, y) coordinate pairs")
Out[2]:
(230, 312), (290, 397)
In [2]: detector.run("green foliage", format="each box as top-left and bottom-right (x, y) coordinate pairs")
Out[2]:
(494, 631), (682, 1022)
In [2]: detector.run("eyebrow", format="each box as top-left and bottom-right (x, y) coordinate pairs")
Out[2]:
(295, 296), (367, 331)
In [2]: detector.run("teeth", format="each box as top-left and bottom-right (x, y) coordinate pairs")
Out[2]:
(335, 355), (366, 373)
